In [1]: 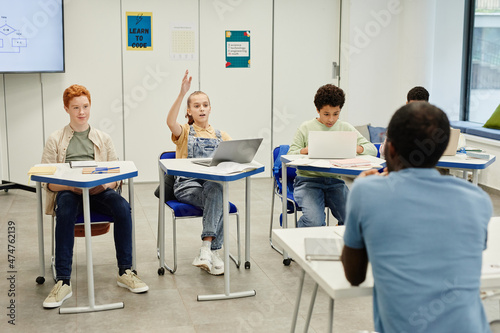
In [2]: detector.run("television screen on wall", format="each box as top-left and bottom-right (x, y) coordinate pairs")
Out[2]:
(0, 0), (64, 73)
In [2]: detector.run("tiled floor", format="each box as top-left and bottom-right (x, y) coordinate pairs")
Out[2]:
(1, 177), (500, 332)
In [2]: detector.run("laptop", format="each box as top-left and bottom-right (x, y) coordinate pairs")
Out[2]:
(192, 138), (263, 167)
(442, 128), (461, 156)
(308, 131), (357, 159)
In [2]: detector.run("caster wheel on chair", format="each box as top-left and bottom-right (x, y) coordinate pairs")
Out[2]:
(283, 258), (291, 266)
(158, 267), (165, 276)
(36, 276), (45, 284)
(245, 261), (251, 269)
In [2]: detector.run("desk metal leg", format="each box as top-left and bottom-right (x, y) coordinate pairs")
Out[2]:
(60, 188), (123, 314)
(36, 182), (45, 284)
(129, 178), (136, 271)
(291, 269), (306, 333)
(198, 181), (256, 301)
(472, 170), (479, 185)
(282, 161), (290, 263)
(245, 177), (251, 269)
(304, 282), (319, 332)
(328, 298), (334, 333)
(157, 168), (173, 274)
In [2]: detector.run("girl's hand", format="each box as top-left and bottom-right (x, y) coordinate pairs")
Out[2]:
(356, 145), (364, 154)
(180, 69), (192, 95)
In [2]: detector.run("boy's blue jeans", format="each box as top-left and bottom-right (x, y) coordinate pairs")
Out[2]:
(54, 189), (133, 280)
(293, 176), (348, 227)
(174, 179), (224, 250)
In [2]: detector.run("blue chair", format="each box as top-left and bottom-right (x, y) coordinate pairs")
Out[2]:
(156, 151), (241, 275)
(269, 145), (332, 265)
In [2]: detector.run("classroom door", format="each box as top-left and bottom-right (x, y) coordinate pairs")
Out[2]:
(272, 0), (341, 148)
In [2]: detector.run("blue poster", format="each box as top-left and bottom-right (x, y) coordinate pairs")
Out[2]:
(225, 30), (250, 68)
(127, 12), (153, 51)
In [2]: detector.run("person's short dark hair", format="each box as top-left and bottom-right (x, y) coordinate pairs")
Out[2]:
(407, 86), (429, 102)
(386, 101), (450, 168)
(314, 84), (345, 110)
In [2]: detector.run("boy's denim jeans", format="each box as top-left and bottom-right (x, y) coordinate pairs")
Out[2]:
(293, 176), (349, 227)
(54, 189), (132, 280)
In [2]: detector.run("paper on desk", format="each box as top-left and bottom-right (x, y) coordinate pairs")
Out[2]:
(287, 158), (314, 166)
(207, 162), (257, 175)
(482, 263), (500, 275)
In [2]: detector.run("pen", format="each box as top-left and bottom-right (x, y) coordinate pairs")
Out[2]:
(91, 167), (119, 174)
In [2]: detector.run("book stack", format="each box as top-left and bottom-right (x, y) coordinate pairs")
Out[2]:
(28, 166), (57, 178)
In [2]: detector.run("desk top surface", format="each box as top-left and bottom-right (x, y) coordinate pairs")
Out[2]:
(272, 217), (500, 299)
(282, 153), (496, 173)
(159, 158), (265, 181)
(437, 153), (496, 169)
(281, 155), (386, 176)
(30, 161), (138, 188)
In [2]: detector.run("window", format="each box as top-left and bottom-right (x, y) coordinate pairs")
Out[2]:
(464, 0), (500, 123)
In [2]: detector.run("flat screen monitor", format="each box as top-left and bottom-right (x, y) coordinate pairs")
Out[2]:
(0, 0), (64, 73)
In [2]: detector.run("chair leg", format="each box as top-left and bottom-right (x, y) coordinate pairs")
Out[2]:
(51, 216), (57, 282)
(159, 211), (177, 274)
(269, 189), (285, 255)
(229, 212), (241, 268)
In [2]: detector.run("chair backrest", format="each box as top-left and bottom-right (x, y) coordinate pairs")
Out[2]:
(160, 151), (176, 160)
(156, 151), (177, 202)
(272, 145), (296, 195)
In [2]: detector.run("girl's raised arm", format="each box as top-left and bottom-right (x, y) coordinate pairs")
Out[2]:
(167, 70), (192, 138)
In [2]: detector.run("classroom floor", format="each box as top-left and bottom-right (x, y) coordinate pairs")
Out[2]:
(1, 177), (500, 333)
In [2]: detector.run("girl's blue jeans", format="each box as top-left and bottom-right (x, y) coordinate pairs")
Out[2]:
(174, 179), (224, 250)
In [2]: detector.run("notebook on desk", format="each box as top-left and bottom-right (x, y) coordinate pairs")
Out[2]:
(442, 128), (461, 156)
(308, 131), (357, 159)
(304, 237), (344, 261)
(192, 138), (263, 167)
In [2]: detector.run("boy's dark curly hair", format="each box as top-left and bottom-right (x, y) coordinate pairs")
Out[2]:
(407, 86), (429, 102)
(314, 84), (345, 110)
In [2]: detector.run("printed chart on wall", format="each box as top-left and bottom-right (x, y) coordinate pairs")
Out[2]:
(225, 30), (250, 68)
(126, 12), (153, 51)
(170, 22), (196, 61)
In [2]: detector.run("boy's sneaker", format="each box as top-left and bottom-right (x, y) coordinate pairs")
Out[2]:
(192, 246), (213, 272)
(209, 250), (224, 276)
(117, 269), (149, 293)
(43, 280), (72, 308)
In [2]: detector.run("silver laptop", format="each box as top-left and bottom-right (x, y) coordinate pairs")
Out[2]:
(442, 128), (461, 156)
(192, 138), (263, 167)
(308, 131), (357, 159)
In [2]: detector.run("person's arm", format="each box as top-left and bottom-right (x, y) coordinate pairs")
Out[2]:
(41, 132), (82, 194)
(341, 245), (369, 286)
(167, 70), (192, 139)
(288, 126), (307, 155)
(356, 134), (377, 156)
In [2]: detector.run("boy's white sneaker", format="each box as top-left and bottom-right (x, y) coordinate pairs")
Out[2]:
(117, 269), (149, 293)
(209, 250), (224, 276)
(43, 280), (72, 308)
(192, 246), (212, 272)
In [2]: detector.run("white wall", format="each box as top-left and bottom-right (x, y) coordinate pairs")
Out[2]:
(431, 0), (465, 121)
(121, 0), (199, 183)
(0, 0), (479, 187)
(273, 0), (341, 149)
(199, 0), (273, 173)
(343, 0), (464, 128)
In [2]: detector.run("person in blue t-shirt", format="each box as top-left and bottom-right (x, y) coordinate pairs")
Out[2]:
(342, 101), (492, 333)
